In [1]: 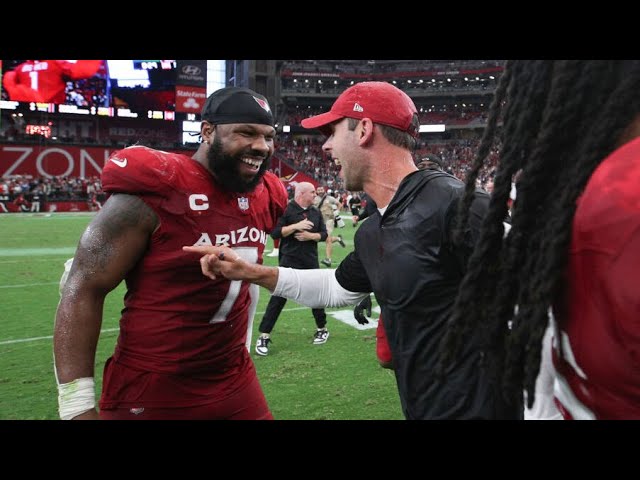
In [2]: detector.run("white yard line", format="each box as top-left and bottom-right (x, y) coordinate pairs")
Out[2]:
(0, 247), (76, 257)
(0, 306), (315, 346)
(0, 281), (59, 289)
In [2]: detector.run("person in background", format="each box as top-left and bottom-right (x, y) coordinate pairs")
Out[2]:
(255, 182), (330, 356)
(438, 60), (640, 420)
(348, 192), (362, 227)
(314, 186), (345, 267)
(53, 87), (288, 420)
(352, 192), (377, 225)
(416, 154), (444, 172)
(185, 81), (520, 420)
(266, 238), (280, 257)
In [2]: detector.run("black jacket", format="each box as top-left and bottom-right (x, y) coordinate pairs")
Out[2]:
(357, 193), (377, 222)
(271, 200), (327, 269)
(335, 169), (521, 419)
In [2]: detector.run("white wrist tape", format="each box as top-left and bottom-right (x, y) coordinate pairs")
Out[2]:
(57, 377), (96, 420)
(59, 257), (74, 296)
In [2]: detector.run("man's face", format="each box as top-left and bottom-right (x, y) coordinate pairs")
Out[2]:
(316, 187), (325, 197)
(206, 123), (275, 193)
(297, 186), (317, 208)
(322, 118), (365, 191)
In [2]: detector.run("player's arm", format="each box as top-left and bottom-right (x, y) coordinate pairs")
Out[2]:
(183, 246), (369, 308)
(62, 60), (102, 79)
(2, 70), (43, 102)
(54, 193), (158, 419)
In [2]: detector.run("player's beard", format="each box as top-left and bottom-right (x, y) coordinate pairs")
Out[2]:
(207, 136), (270, 193)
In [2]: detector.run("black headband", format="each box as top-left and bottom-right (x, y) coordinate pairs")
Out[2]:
(202, 87), (274, 127)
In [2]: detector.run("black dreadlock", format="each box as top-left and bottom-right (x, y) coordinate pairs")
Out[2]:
(438, 60), (640, 408)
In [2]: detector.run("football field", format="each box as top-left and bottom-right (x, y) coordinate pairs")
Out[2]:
(0, 212), (403, 420)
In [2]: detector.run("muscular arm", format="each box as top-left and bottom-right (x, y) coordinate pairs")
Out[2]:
(53, 194), (158, 390)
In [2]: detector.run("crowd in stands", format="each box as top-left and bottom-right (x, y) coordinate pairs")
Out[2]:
(3, 60), (504, 213)
(283, 104), (489, 129)
(270, 133), (500, 207)
(281, 76), (499, 98)
(2, 132), (499, 215)
(0, 175), (105, 212)
(281, 59), (504, 76)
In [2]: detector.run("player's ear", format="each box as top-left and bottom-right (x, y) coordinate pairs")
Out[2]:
(201, 121), (215, 144)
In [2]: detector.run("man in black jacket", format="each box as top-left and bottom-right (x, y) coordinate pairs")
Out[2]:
(185, 82), (521, 419)
(254, 182), (329, 356)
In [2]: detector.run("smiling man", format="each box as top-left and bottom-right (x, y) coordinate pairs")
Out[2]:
(53, 87), (288, 420)
(185, 82), (520, 420)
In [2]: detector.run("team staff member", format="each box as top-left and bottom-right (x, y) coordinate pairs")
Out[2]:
(255, 182), (330, 356)
(185, 82), (521, 420)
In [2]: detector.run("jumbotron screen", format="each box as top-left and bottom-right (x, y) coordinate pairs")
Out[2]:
(0, 60), (177, 121)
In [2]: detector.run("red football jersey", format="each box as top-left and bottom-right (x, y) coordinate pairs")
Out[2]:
(552, 137), (640, 420)
(100, 146), (287, 406)
(3, 60), (101, 104)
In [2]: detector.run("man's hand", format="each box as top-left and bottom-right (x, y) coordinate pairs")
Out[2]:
(182, 244), (280, 291)
(296, 219), (313, 231)
(354, 295), (372, 325)
(294, 230), (318, 242)
(183, 245), (247, 280)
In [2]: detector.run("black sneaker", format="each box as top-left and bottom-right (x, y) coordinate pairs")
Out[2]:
(255, 336), (271, 356)
(321, 258), (332, 267)
(337, 235), (346, 248)
(313, 328), (330, 345)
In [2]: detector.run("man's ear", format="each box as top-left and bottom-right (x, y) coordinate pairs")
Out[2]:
(201, 121), (215, 144)
(359, 118), (375, 146)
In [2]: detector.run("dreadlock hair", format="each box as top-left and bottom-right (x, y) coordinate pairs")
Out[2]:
(438, 60), (640, 409)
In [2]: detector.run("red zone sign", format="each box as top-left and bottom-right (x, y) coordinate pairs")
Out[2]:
(0, 144), (194, 178)
(0, 144), (318, 189)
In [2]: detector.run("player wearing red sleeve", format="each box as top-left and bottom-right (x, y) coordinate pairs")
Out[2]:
(2, 60), (101, 104)
(552, 137), (640, 419)
(437, 60), (640, 420)
(54, 87), (287, 420)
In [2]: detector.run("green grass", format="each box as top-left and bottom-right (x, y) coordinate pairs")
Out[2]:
(0, 212), (403, 420)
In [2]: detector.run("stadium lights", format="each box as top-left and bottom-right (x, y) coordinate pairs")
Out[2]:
(281, 124), (444, 133)
(419, 124), (446, 133)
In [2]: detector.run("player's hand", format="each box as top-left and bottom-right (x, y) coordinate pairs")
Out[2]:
(183, 244), (248, 281)
(354, 295), (372, 325)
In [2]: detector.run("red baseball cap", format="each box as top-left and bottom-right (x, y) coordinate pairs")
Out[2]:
(301, 81), (419, 138)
